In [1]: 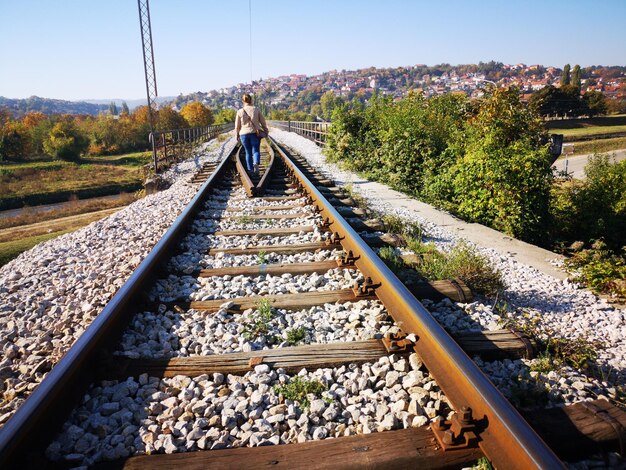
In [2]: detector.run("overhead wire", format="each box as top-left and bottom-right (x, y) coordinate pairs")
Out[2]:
(249, 0), (253, 84)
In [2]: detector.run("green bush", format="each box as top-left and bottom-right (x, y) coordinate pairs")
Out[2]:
(43, 121), (89, 161)
(325, 88), (552, 242)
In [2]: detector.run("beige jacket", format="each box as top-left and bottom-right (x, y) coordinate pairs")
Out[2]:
(235, 105), (269, 136)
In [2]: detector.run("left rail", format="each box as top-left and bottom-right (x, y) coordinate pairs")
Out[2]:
(0, 146), (237, 468)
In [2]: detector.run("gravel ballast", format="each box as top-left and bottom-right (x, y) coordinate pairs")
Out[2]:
(47, 356), (445, 466)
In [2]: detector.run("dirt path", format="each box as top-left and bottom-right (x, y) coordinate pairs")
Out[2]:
(553, 148), (626, 178)
(0, 194), (126, 219)
(0, 207), (123, 243)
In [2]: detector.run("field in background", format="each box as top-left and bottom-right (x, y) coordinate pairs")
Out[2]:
(546, 114), (626, 135)
(0, 152), (150, 266)
(546, 115), (626, 156)
(0, 152), (150, 211)
(569, 136), (626, 156)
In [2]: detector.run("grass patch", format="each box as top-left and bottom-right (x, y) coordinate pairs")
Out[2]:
(0, 229), (73, 267)
(342, 183), (369, 209)
(470, 457), (494, 470)
(567, 137), (626, 156)
(286, 327), (306, 345)
(508, 374), (551, 409)
(273, 376), (327, 409)
(242, 299), (275, 340)
(0, 208), (121, 244)
(545, 114), (626, 131)
(502, 313), (602, 373)
(565, 241), (626, 300)
(406, 239), (505, 296)
(236, 215), (254, 225)
(378, 246), (405, 274)
(378, 213), (422, 240)
(557, 125), (626, 138)
(257, 250), (268, 265)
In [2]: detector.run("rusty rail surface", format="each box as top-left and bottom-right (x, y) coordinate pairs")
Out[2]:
(270, 137), (564, 470)
(269, 120), (329, 147)
(151, 122), (234, 173)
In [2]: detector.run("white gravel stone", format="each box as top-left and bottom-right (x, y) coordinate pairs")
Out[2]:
(49, 355), (442, 466)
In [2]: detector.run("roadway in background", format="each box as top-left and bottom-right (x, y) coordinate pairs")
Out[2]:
(553, 148), (626, 179)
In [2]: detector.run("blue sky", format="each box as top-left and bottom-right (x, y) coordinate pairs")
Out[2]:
(1, 0), (625, 101)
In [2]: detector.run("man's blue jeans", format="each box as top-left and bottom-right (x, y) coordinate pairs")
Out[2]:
(240, 133), (260, 172)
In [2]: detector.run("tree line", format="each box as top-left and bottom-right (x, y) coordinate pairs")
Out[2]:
(528, 64), (609, 118)
(324, 86), (625, 254)
(0, 102), (235, 162)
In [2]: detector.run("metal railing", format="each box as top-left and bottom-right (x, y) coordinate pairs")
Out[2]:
(150, 122), (234, 173)
(268, 120), (330, 147)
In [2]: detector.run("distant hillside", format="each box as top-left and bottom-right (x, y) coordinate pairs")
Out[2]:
(83, 96), (176, 111)
(0, 96), (109, 117)
(169, 62), (626, 116)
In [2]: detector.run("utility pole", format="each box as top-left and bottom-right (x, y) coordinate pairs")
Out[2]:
(137, 0), (159, 172)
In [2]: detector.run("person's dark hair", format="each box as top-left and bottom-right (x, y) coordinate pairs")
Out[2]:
(242, 94), (252, 104)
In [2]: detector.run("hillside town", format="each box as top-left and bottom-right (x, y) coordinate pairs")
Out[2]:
(172, 62), (626, 114)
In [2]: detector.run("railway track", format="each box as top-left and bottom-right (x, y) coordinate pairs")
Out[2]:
(0, 136), (622, 469)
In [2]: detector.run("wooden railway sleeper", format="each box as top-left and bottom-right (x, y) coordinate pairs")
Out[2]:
(581, 401), (626, 456)
(432, 406), (481, 451)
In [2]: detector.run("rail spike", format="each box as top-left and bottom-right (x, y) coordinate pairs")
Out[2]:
(432, 406), (480, 451)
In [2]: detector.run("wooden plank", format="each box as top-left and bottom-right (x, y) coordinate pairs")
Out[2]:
(405, 278), (473, 303)
(347, 218), (386, 232)
(186, 289), (372, 313)
(198, 260), (351, 278)
(224, 203), (306, 212)
(454, 330), (537, 360)
(231, 195), (302, 202)
(523, 399), (626, 460)
(105, 339), (389, 378)
(93, 427), (481, 470)
(207, 242), (342, 256)
(212, 225), (316, 237)
(222, 213), (310, 220)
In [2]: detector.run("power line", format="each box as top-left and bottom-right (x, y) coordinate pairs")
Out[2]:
(249, 0), (253, 83)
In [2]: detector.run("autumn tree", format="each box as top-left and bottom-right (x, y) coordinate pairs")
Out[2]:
(43, 121), (89, 161)
(320, 91), (343, 121)
(157, 107), (188, 131)
(21, 112), (49, 154)
(0, 121), (27, 162)
(180, 102), (214, 128)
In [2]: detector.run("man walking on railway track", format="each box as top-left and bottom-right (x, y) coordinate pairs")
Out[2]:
(236, 93), (269, 175)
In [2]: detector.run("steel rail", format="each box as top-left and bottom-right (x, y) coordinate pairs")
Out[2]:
(270, 137), (564, 470)
(256, 141), (276, 194)
(0, 145), (237, 468)
(235, 141), (276, 196)
(234, 145), (255, 197)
